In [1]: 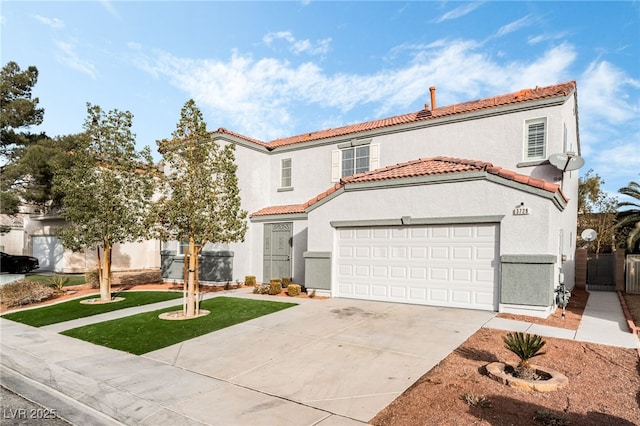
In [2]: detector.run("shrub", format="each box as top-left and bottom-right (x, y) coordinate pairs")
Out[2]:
(118, 271), (163, 285)
(85, 270), (100, 289)
(534, 409), (570, 426)
(282, 277), (292, 287)
(47, 275), (69, 291)
(245, 276), (256, 286)
(269, 280), (282, 295)
(461, 392), (491, 408)
(252, 284), (270, 294)
(0, 280), (56, 307)
(287, 284), (301, 297)
(503, 332), (546, 372)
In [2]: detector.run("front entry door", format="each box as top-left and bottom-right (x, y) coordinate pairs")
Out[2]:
(264, 223), (292, 280)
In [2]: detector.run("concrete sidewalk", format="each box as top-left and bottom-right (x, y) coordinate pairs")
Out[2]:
(483, 291), (640, 349)
(1, 289), (638, 426)
(1, 292), (494, 425)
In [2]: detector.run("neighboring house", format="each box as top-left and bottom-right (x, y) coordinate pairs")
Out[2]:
(14, 212), (161, 274)
(162, 81), (580, 317)
(0, 214), (25, 255)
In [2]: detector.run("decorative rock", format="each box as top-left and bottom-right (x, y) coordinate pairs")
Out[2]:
(158, 309), (210, 320)
(486, 362), (569, 392)
(80, 296), (125, 305)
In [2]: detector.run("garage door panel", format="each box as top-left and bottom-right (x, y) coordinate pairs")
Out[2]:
(452, 268), (472, 282)
(390, 286), (406, 298)
(430, 247), (449, 259)
(370, 285), (386, 297)
(452, 290), (472, 304)
(453, 247), (473, 260)
(430, 227), (450, 239)
(336, 223), (499, 311)
(429, 288), (448, 303)
(410, 267), (426, 279)
(430, 267), (449, 280)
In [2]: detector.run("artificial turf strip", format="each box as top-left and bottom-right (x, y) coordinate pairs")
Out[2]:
(1, 291), (183, 327)
(61, 297), (297, 355)
(26, 274), (86, 287)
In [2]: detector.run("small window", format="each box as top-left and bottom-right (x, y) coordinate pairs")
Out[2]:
(177, 241), (189, 256)
(525, 118), (547, 160)
(281, 158), (292, 188)
(341, 145), (370, 177)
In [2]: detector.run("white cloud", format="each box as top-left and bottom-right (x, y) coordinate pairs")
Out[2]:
(134, 39), (586, 142)
(496, 15), (533, 37)
(433, 2), (485, 23)
(99, 0), (121, 20)
(263, 31), (331, 56)
(55, 40), (97, 79)
(33, 14), (64, 29)
(579, 61), (640, 125)
(588, 140), (640, 185)
(528, 31), (570, 45)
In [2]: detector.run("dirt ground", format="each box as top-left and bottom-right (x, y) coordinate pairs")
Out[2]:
(2, 275), (640, 425)
(371, 289), (640, 426)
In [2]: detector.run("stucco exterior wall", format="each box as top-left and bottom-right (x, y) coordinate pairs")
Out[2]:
(0, 228), (25, 255)
(234, 93), (579, 212)
(306, 180), (561, 256)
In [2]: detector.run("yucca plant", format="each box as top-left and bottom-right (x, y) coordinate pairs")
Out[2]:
(47, 275), (70, 291)
(502, 332), (546, 373)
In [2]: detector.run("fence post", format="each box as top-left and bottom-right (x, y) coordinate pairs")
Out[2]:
(575, 248), (587, 290)
(614, 250), (626, 292)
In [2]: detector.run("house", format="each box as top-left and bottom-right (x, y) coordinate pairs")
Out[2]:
(2, 210), (161, 274)
(162, 81), (580, 318)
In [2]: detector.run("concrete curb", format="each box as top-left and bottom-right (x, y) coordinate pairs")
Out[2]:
(617, 290), (640, 357)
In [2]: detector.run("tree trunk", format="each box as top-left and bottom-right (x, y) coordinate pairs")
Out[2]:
(100, 243), (112, 301)
(185, 238), (198, 317)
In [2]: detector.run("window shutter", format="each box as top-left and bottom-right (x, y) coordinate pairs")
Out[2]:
(331, 150), (341, 182)
(527, 121), (545, 159)
(369, 143), (380, 171)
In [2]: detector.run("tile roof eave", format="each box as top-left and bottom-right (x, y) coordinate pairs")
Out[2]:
(213, 81), (577, 151)
(250, 157), (568, 218)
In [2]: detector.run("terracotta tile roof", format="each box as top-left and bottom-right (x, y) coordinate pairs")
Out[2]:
(250, 157), (566, 217)
(216, 81), (576, 149)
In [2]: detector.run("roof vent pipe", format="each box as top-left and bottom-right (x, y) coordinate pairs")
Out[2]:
(429, 86), (436, 110)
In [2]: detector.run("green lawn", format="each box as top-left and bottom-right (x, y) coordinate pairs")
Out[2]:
(26, 273), (86, 287)
(61, 297), (296, 355)
(1, 291), (183, 327)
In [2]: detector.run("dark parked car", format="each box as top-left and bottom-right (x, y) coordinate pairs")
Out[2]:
(0, 252), (39, 274)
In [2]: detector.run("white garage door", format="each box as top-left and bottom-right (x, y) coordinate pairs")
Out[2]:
(32, 236), (64, 272)
(336, 223), (499, 311)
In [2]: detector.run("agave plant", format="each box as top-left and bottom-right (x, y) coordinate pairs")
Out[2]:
(502, 332), (546, 372)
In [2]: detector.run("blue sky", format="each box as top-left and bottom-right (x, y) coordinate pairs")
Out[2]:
(2, 1), (639, 198)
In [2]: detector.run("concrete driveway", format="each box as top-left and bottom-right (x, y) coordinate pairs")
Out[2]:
(1, 293), (495, 425)
(145, 295), (496, 424)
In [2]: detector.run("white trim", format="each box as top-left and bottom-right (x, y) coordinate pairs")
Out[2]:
(331, 150), (341, 182)
(524, 117), (547, 161)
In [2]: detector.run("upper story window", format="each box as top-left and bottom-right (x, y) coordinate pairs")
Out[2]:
(342, 145), (370, 177)
(281, 158), (292, 188)
(525, 118), (547, 160)
(331, 141), (379, 182)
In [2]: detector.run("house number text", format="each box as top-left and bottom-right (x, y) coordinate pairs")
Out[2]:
(513, 206), (530, 215)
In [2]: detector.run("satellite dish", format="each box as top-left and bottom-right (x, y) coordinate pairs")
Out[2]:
(581, 229), (597, 242)
(549, 152), (585, 172)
